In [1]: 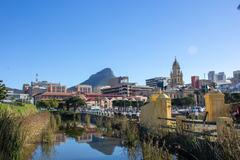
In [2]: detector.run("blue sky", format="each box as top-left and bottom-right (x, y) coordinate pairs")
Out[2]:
(1, 0), (240, 89)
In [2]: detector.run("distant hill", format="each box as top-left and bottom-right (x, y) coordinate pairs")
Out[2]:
(81, 68), (115, 88)
(6, 87), (23, 94)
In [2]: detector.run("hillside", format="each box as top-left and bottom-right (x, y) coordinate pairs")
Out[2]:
(81, 68), (115, 88)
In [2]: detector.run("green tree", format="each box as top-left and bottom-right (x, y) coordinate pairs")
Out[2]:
(36, 99), (59, 110)
(36, 100), (48, 109)
(113, 100), (145, 108)
(172, 96), (194, 107)
(225, 93), (240, 104)
(0, 80), (7, 101)
(65, 97), (86, 112)
(48, 99), (59, 109)
(183, 96), (195, 106)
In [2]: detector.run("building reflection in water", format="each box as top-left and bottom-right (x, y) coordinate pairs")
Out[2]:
(55, 131), (122, 156)
(88, 136), (122, 155)
(55, 132), (67, 144)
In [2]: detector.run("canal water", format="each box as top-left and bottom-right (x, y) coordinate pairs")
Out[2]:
(31, 133), (143, 160)
(29, 113), (146, 160)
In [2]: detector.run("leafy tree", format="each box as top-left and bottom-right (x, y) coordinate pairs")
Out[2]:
(112, 100), (145, 108)
(65, 97), (86, 112)
(172, 98), (182, 107)
(36, 99), (59, 110)
(48, 99), (59, 109)
(225, 93), (240, 104)
(58, 102), (65, 110)
(0, 80), (7, 101)
(172, 96), (195, 108)
(36, 100), (48, 108)
(183, 96), (195, 106)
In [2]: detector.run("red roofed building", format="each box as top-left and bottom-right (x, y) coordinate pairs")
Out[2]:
(84, 93), (147, 108)
(34, 92), (74, 102)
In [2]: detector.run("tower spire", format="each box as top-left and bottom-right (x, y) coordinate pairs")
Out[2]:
(35, 73), (38, 82)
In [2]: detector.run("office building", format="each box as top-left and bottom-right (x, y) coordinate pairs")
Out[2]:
(232, 70), (240, 84)
(146, 77), (170, 90)
(68, 84), (92, 94)
(208, 71), (226, 83)
(47, 83), (66, 93)
(208, 71), (216, 82)
(108, 76), (129, 87)
(101, 83), (153, 97)
(191, 76), (200, 89)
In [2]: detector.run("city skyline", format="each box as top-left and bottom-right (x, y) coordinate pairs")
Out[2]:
(1, 0), (240, 89)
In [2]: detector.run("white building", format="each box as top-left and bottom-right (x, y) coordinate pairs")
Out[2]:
(3, 91), (33, 103)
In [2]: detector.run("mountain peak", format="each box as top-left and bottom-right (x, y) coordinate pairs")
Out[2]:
(81, 68), (115, 88)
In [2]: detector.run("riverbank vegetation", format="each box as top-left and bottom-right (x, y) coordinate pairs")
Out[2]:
(224, 92), (240, 104)
(82, 113), (240, 160)
(0, 100), (52, 160)
(0, 103), (37, 117)
(139, 122), (240, 160)
(0, 112), (24, 160)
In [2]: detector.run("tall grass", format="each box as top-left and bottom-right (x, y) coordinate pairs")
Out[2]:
(0, 111), (24, 160)
(215, 124), (240, 160)
(0, 103), (37, 117)
(38, 114), (57, 160)
(142, 140), (171, 160)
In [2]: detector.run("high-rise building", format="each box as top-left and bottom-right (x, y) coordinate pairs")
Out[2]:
(146, 77), (170, 90)
(27, 81), (49, 96)
(31, 81), (49, 88)
(47, 83), (66, 93)
(232, 70), (240, 84)
(208, 71), (226, 83)
(108, 76), (129, 87)
(101, 83), (153, 97)
(68, 84), (92, 94)
(208, 71), (216, 82)
(233, 70), (240, 79)
(170, 58), (183, 87)
(191, 76), (200, 89)
(216, 72), (226, 82)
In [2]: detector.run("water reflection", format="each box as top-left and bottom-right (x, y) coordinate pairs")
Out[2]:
(32, 133), (141, 160)
(30, 113), (169, 160)
(31, 113), (143, 160)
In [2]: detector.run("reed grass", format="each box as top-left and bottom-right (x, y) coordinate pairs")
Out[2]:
(0, 111), (24, 160)
(0, 103), (37, 117)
